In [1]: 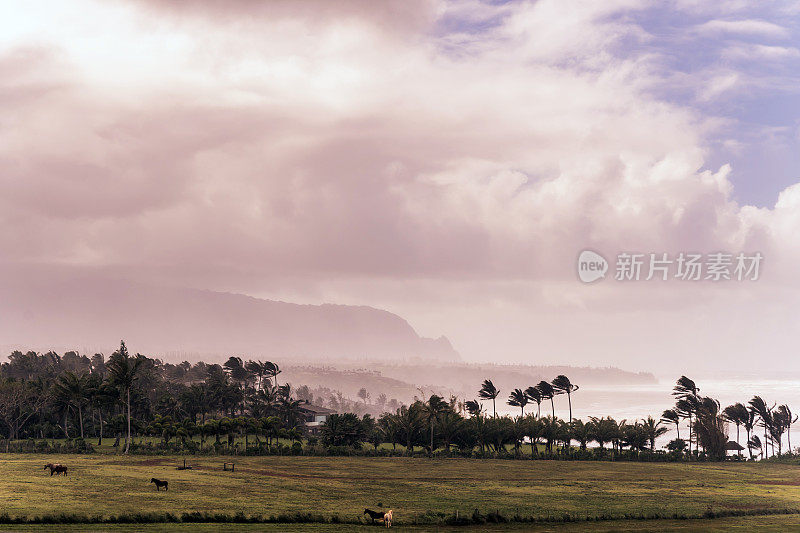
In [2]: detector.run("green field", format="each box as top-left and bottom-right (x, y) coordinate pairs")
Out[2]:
(2, 454), (800, 530)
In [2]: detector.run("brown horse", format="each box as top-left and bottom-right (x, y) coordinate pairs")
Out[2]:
(364, 508), (384, 523)
(44, 463), (68, 476)
(150, 478), (168, 491)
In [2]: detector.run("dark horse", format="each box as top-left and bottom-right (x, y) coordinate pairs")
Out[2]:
(364, 509), (384, 523)
(44, 463), (68, 476)
(150, 478), (168, 491)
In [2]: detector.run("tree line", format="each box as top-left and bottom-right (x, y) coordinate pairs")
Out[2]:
(322, 376), (796, 461)
(0, 345), (795, 460)
(0, 342), (319, 453)
(661, 376), (797, 460)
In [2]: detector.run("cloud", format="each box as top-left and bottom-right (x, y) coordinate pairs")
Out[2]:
(1, 0), (800, 371)
(723, 43), (800, 60)
(696, 19), (790, 39)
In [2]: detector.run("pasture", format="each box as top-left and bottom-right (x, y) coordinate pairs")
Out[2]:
(1, 454), (800, 529)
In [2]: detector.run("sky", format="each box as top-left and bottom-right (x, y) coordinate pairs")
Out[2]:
(2, 0), (800, 375)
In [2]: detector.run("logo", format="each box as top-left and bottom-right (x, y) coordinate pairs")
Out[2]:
(577, 250), (608, 283)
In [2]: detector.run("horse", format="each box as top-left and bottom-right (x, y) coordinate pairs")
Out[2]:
(383, 510), (393, 528)
(364, 508), (384, 523)
(44, 463), (68, 476)
(150, 478), (168, 491)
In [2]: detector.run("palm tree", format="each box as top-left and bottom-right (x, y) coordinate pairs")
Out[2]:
(88, 375), (115, 445)
(524, 415), (542, 456)
(524, 386), (542, 418)
(52, 371), (90, 439)
(570, 419), (590, 450)
(661, 409), (681, 441)
(106, 340), (143, 454)
(264, 361), (281, 388)
(777, 404), (798, 453)
(588, 416), (617, 453)
(749, 396), (773, 458)
(641, 416), (668, 451)
(551, 375), (579, 423)
(748, 435), (762, 459)
(743, 409), (756, 460)
(722, 403), (748, 456)
(437, 409), (464, 452)
(245, 360), (268, 390)
(478, 380), (500, 417)
(539, 415), (562, 453)
(464, 399), (483, 417)
(535, 381), (556, 418)
(507, 388), (528, 416)
(421, 394), (447, 455)
(395, 404), (424, 454)
(672, 376), (698, 454)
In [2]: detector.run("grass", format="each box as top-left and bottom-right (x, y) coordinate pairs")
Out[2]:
(4, 516), (800, 532)
(2, 454), (800, 528)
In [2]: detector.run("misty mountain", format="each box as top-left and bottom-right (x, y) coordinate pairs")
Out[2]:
(0, 275), (459, 362)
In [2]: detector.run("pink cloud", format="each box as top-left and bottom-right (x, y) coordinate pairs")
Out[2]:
(0, 0), (798, 371)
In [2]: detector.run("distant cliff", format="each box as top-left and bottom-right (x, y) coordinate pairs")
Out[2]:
(0, 275), (459, 362)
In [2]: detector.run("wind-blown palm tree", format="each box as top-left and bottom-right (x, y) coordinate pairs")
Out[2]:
(478, 380), (500, 417)
(245, 360), (268, 390)
(743, 408), (756, 460)
(264, 361), (281, 388)
(672, 376), (698, 454)
(106, 341), (143, 454)
(464, 399), (483, 417)
(524, 386), (542, 418)
(749, 396), (773, 458)
(748, 435), (763, 459)
(661, 409), (681, 441)
(777, 404), (798, 453)
(536, 381), (556, 418)
(507, 388), (529, 416)
(551, 375), (579, 423)
(722, 403), (749, 456)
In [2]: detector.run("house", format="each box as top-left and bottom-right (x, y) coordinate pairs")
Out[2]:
(298, 403), (336, 434)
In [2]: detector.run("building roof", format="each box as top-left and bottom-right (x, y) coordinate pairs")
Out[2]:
(725, 440), (745, 451)
(298, 403), (337, 415)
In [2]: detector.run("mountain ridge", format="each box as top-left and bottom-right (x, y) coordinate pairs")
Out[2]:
(0, 275), (459, 363)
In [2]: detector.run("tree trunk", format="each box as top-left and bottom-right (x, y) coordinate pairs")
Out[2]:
(78, 405), (84, 439)
(124, 387), (131, 454)
(746, 428), (753, 459)
(765, 427), (768, 458)
(736, 423), (740, 457)
(98, 408), (104, 446)
(567, 393), (572, 423)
